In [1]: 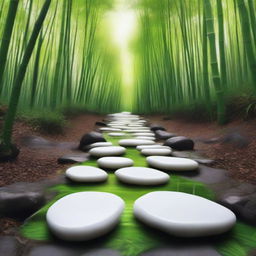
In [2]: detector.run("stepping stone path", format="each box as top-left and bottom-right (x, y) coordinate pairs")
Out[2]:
(137, 145), (171, 151)
(147, 156), (199, 171)
(46, 192), (124, 241)
(87, 142), (113, 149)
(108, 132), (126, 137)
(133, 191), (236, 237)
(65, 166), (108, 183)
(141, 148), (172, 156)
(89, 146), (126, 157)
(97, 157), (134, 169)
(115, 167), (170, 185)
(119, 139), (155, 147)
(43, 111), (238, 246)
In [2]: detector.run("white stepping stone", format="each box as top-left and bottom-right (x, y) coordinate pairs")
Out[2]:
(87, 142), (113, 149)
(136, 136), (156, 141)
(123, 129), (151, 133)
(133, 191), (236, 237)
(100, 127), (121, 132)
(89, 146), (126, 157)
(115, 167), (170, 185)
(141, 148), (172, 156)
(47, 192), (124, 241)
(125, 127), (150, 130)
(137, 145), (170, 151)
(119, 139), (155, 147)
(108, 132), (126, 137)
(65, 166), (108, 183)
(98, 157), (134, 169)
(133, 132), (155, 136)
(147, 156), (199, 171)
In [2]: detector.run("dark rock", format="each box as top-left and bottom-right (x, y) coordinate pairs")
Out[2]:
(0, 143), (20, 162)
(150, 124), (166, 132)
(95, 121), (107, 127)
(81, 249), (121, 256)
(26, 245), (78, 256)
(164, 136), (194, 151)
(181, 165), (228, 184)
(222, 131), (250, 148)
(78, 132), (106, 151)
(0, 182), (45, 220)
(155, 130), (176, 140)
(171, 151), (214, 164)
(219, 192), (256, 225)
(58, 153), (89, 164)
(0, 236), (21, 256)
(140, 245), (221, 256)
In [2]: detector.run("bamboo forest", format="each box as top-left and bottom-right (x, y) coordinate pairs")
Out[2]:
(0, 1), (256, 256)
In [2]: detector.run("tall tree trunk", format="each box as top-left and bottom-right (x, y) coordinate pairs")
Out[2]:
(0, 0), (19, 94)
(204, 0), (226, 124)
(1, 0), (52, 150)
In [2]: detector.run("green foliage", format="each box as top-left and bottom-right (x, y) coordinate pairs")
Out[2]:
(20, 110), (67, 134)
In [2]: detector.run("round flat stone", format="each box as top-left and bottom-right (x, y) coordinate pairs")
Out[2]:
(89, 146), (126, 157)
(137, 145), (170, 151)
(47, 192), (124, 241)
(108, 132), (126, 137)
(136, 136), (156, 141)
(97, 157), (134, 169)
(100, 128), (121, 132)
(141, 148), (172, 156)
(87, 142), (113, 149)
(119, 139), (155, 147)
(147, 156), (199, 171)
(115, 167), (170, 185)
(133, 132), (155, 136)
(65, 166), (108, 183)
(133, 191), (236, 237)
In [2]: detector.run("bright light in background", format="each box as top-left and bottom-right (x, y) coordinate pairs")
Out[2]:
(106, 0), (137, 110)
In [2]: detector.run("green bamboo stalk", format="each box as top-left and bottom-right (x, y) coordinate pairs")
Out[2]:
(1, 0), (52, 150)
(0, 0), (19, 93)
(204, 0), (226, 124)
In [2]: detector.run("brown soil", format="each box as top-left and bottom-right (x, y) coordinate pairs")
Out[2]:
(0, 114), (104, 187)
(147, 115), (256, 184)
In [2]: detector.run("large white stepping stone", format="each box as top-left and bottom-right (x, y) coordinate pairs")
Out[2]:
(98, 157), (134, 169)
(141, 148), (172, 156)
(119, 139), (155, 147)
(89, 146), (126, 157)
(115, 167), (170, 185)
(136, 136), (156, 141)
(137, 145), (170, 151)
(147, 156), (199, 171)
(47, 192), (124, 241)
(133, 191), (236, 237)
(66, 166), (108, 182)
(108, 132), (126, 137)
(88, 142), (113, 149)
(100, 128), (121, 132)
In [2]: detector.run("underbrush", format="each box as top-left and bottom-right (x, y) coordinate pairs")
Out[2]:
(18, 110), (67, 134)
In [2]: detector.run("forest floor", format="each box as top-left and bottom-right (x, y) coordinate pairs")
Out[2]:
(0, 114), (256, 235)
(0, 114), (256, 187)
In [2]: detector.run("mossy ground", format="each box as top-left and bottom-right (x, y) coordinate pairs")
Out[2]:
(20, 135), (256, 256)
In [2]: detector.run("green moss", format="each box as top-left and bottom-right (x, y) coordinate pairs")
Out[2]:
(20, 134), (256, 256)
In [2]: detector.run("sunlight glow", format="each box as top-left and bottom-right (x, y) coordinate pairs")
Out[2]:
(106, 1), (137, 110)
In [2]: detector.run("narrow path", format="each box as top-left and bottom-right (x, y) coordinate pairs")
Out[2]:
(20, 113), (256, 256)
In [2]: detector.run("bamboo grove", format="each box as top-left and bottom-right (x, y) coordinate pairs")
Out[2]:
(133, 0), (256, 123)
(0, 0), (122, 114)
